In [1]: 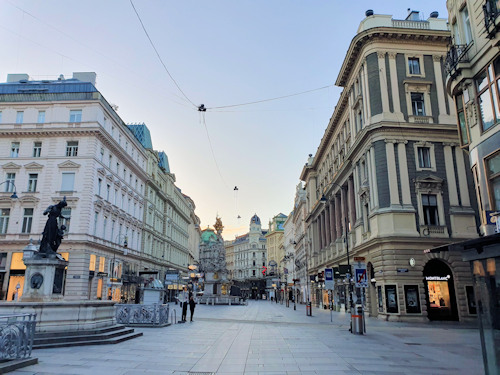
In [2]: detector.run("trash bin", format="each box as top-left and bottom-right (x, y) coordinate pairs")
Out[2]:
(351, 306), (364, 334)
(306, 302), (312, 316)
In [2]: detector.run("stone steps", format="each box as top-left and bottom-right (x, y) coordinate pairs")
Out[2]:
(33, 325), (143, 349)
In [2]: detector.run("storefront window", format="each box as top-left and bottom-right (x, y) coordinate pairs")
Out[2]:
(404, 285), (421, 313)
(486, 151), (500, 210)
(378, 286), (383, 312)
(427, 278), (451, 310)
(385, 285), (398, 313)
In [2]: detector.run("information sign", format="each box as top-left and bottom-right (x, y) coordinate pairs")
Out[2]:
(325, 268), (334, 290)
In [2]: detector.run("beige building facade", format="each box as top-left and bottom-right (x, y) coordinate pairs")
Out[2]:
(300, 11), (479, 322)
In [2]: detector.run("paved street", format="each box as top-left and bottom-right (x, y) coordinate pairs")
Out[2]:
(14, 300), (483, 375)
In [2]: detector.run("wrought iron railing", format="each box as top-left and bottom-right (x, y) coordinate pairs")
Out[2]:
(484, 0), (500, 38)
(115, 304), (169, 326)
(445, 44), (470, 77)
(0, 313), (36, 360)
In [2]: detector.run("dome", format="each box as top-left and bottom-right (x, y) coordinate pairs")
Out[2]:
(250, 214), (261, 225)
(201, 227), (218, 243)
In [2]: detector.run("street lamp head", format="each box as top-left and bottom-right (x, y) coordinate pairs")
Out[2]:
(123, 236), (128, 248)
(319, 195), (327, 204)
(10, 191), (18, 199)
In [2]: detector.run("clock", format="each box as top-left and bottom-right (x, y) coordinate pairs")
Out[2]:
(409, 258), (416, 267)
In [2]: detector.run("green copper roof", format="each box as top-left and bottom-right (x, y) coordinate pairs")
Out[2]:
(201, 228), (217, 243)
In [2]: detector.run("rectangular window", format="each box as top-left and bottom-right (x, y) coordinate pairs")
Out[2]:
(486, 151), (500, 210)
(461, 6), (472, 44)
(476, 59), (500, 132)
(66, 141), (78, 157)
(69, 110), (82, 123)
(22, 208), (33, 233)
(385, 285), (398, 313)
(93, 212), (99, 236)
(0, 111), (2, 123)
(27, 173), (38, 192)
(33, 142), (42, 157)
(61, 172), (75, 192)
(411, 93), (426, 116)
(422, 194), (439, 225)
(97, 178), (102, 196)
(60, 207), (71, 233)
(417, 147), (432, 168)
(456, 94), (470, 146)
(0, 209), (10, 234)
(16, 111), (23, 124)
(108, 155), (112, 168)
(4, 173), (15, 192)
(106, 184), (111, 201)
(408, 57), (421, 75)
(103, 216), (108, 240)
(11, 142), (20, 158)
(100, 148), (104, 162)
(37, 110), (45, 124)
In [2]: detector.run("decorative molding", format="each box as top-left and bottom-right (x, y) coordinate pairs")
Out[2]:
(57, 160), (81, 169)
(19, 195), (40, 204)
(387, 52), (397, 59)
(377, 51), (386, 59)
(24, 162), (44, 170)
(433, 55), (443, 62)
(1, 162), (22, 170)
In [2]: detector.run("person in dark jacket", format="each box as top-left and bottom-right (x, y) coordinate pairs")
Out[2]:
(189, 292), (197, 322)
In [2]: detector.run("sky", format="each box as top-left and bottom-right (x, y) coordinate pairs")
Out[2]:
(0, 0), (449, 239)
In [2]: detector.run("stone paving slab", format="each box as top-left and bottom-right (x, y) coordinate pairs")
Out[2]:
(11, 300), (483, 375)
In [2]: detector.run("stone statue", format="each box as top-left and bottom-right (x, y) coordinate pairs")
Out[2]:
(38, 197), (67, 257)
(214, 216), (224, 235)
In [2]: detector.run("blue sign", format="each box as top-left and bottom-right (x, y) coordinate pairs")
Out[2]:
(325, 268), (334, 290)
(355, 268), (368, 288)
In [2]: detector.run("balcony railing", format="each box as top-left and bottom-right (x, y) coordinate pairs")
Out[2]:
(445, 44), (470, 78)
(392, 20), (430, 30)
(0, 313), (36, 360)
(484, 0), (500, 39)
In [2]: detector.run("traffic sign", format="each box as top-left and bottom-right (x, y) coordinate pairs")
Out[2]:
(354, 263), (368, 288)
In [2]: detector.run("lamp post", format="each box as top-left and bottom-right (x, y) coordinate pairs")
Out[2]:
(111, 235), (128, 301)
(0, 181), (19, 199)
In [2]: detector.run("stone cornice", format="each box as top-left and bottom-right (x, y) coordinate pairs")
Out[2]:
(336, 27), (450, 87)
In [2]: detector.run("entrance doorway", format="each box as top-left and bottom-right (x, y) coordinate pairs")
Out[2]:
(423, 259), (458, 321)
(367, 262), (378, 317)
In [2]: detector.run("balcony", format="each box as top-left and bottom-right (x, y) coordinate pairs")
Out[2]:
(484, 0), (500, 39)
(445, 44), (470, 79)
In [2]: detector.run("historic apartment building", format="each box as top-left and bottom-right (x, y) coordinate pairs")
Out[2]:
(445, 0), (500, 234)
(300, 10), (479, 322)
(292, 183), (308, 303)
(0, 72), (199, 302)
(224, 214), (267, 299)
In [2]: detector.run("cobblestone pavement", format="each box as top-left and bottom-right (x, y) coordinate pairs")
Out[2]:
(13, 300), (484, 375)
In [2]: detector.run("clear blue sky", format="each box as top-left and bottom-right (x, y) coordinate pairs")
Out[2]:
(0, 1), (449, 238)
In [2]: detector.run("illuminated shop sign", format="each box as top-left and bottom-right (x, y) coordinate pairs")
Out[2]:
(425, 275), (450, 281)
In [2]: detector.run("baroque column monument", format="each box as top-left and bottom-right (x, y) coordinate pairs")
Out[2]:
(199, 217), (241, 304)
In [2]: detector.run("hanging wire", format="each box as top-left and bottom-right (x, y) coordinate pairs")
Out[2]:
(201, 112), (230, 190)
(207, 84), (334, 110)
(129, 0), (198, 108)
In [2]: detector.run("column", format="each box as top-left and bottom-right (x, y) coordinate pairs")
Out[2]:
(455, 146), (471, 207)
(433, 55), (448, 122)
(329, 200), (337, 241)
(377, 52), (391, 114)
(335, 194), (342, 237)
(363, 60), (371, 124)
(370, 145), (379, 208)
(397, 141), (412, 205)
(388, 52), (403, 118)
(348, 177), (356, 225)
(385, 140), (400, 206)
(341, 186), (348, 233)
(353, 164), (361, 220)
(321, 211), (327, 249)
(325, 205), (331, 245)
(317, 218), (323, 250)
(443, 144), (459, 206)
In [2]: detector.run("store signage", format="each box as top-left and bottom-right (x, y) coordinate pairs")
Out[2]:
(397, 268), (409, 273)
(354, 257), (365, 262)
(425, 275), (451, 281)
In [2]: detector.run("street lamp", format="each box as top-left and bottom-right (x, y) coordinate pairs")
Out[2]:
(0, 181), (18, 199)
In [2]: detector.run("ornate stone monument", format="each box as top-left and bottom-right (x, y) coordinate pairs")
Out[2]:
(199, 217), (229, 299)
(21, 198), (69, 302)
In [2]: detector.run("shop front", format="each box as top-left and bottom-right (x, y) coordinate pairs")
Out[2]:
(423, 259), (458, 321)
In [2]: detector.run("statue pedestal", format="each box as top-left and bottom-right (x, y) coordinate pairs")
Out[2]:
(21, 257), (68, 302)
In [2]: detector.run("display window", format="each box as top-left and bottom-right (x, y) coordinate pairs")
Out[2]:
(427, 280), (451, 309)
(404, 285), (421, 313)
(385, 285), (398, 313)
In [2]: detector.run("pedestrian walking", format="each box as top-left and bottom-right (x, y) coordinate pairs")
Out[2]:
(177, 286), (189, 322)
(189, 292), (197, 322)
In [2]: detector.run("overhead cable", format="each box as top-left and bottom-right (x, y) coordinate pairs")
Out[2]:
(129, 0), (197, 108)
